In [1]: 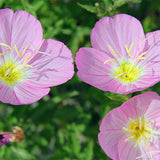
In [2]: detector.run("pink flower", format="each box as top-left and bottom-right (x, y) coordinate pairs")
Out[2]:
(0, 8), (74, 105)
(98, 91), (160, 160)
(0, 126), (25, 146)
(75, 14), (160, 94)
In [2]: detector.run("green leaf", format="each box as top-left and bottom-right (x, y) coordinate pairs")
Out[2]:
(113, 0), (127, 7)
(113, 0), (141, 8)
(77, 3), (96, 13)
(11, 147), (36, 159)
(83, 141), (93, 160)
(105, 92), (131, 102)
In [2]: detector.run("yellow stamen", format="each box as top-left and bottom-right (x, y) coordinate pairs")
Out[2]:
(142, 35), (153, 43)
(113, 59), (142, 83)
(104, 58), (116, 64)
(108, 45), (118, 56)
(124, 135), (136, 142)
(23, 54), (32, 68)
(122, 127), (136, 133)
(115, 72), (128, 79)
(0, 43), (13, 51)
(14, 44), (22, 58)
(22, 45), (29, 57)
(31, 39), (45, 55)
(123, 117), (154, 148)
(137, 51), (148, 60)
(38, 51), (51, 55)
(125, 42), (135, 58)
(5, 67), (13, 77)
(23, 64), (32, 68)
(136, 150), (160, 159)
(0, 53), (7, 55)
(0, 59), (25, 86)
(136, 35), (152, 58)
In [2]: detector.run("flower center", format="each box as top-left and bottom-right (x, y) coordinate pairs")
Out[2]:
(0, 59), (25, 86)
(0, 43), (33, 87)
(113, 60), (142, 83)
(123, 117), (154, 146)
(0, 41), (49, 87)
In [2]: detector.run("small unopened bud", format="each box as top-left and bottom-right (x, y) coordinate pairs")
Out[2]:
(95, 3), (99, 7)
(0, 126), (25, 146)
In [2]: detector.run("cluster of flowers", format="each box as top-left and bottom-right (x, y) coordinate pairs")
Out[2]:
(1, 8), (160, 159)
(75, 14), (160, 159)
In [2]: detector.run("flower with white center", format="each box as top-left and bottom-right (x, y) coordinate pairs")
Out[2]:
(98, 91), (160, 160)
(75, 14), (160, 94)
(0, 8), (74, 105)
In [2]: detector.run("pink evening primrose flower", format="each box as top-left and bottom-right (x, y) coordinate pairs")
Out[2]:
(0, 8), (74, 105)
(98, 91), (160, 160)
(75, 14), (160, 94)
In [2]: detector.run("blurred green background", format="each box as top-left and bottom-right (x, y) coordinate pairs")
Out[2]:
(0, 0), (160, 159)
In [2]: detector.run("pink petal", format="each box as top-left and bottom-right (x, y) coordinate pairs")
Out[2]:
(11, 10), (43, 58)
(98, 131), (123, 159)
(135, 142), (158, 160)
(75, 47), (119, 90)
(98, 107), (127, 159)
(28, 39), (74, 87)
(118, 136), (141, 160)
(141, 31), (160, 65)
(0, 80), (49, 105)
(14, 80), (50, 105)
(91, 14), (145, 59)
(0, 83), (20, 105)
(148, 140), (160, 159)
(120, 91), (158, 119)
(100, 108), (128, 132)
(0, 81), (49, 105)
(105, 80), (141, 94)
(135, 31), (160, 87)
(0, 8), (13, 52)
(76, 47), (114, 72)
(133, 75), (160, 92)
(145, 96), (160, 124)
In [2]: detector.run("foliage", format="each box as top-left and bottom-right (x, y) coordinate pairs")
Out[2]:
(0, 0), (160, 159)
(78, 0), (141, 18)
